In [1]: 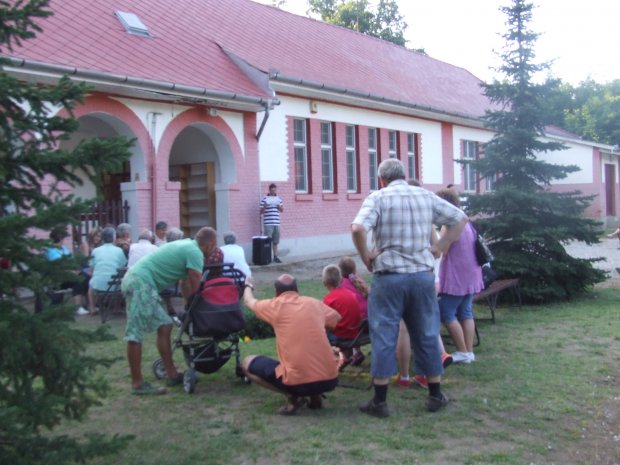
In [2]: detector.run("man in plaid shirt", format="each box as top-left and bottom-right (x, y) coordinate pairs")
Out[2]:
(352, 159), (468, 417)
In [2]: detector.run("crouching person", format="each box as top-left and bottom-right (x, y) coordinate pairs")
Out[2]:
(242, 274), (341, 415)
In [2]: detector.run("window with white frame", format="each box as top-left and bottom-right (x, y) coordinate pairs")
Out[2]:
(388, 130), (397, 158)
(320, 122), (334, 192)
(345, 125), (358, 192)
(463, 140), (478, 192)
(485, 173), (497, 192)
(407, 133), (419, 180)
(293, 119), (308, 192)
(368, 128), (378, 190)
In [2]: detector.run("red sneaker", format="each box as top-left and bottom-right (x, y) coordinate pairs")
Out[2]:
(394, 377), (411, 388)
(412, 374), (428, 389)
(441, 352), (453, 368)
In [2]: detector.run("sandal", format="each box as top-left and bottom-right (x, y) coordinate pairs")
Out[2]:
(308, 394), (324, 410)
(131, 382), (166, 396)
(278, 396), (307, 416)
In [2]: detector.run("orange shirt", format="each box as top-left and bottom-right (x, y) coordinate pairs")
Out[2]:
(254, 291), (340, 385)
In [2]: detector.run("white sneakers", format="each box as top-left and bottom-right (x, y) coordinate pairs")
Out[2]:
(452, 351), (476, 364)
(75, 306), (89, 316)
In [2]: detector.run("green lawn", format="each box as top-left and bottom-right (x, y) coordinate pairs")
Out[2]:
(59, 283), (619, 465)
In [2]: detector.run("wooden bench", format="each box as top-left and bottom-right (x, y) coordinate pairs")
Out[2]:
(473, 278), (521, 323)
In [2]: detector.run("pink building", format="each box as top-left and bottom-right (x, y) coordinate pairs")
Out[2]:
(5, 0), (618, 258)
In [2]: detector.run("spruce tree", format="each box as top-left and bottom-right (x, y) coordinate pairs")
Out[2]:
(0, 1), (133, 463)
(463, 0), (606, 303)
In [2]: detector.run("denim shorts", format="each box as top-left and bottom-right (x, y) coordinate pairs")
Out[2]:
(439, 293), (474, 324)
(248, 356), (338, 396)
(122, 274), (173, 343)
(368, 271), (443, 379)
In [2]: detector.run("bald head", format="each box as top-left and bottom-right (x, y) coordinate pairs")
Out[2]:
(274, 274), (298, 295)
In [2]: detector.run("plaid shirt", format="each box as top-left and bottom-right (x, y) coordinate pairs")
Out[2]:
(353, 180), (466, 274)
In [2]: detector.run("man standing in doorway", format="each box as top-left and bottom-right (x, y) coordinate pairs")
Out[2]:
(352, 159), (468, 417)
(260, 183), (284, 263)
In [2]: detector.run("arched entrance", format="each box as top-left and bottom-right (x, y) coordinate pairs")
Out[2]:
(168, 122), (236, 238)
(59, 112), (146, 244)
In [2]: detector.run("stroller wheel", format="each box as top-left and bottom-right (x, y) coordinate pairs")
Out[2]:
(152, 359), (166, 380)
(184, 370), (197, 394)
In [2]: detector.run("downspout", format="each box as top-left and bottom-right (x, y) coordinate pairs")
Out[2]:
(256, 103), (271, 235)
(148, 112), (162, 230)
(256, 103), (270, 141)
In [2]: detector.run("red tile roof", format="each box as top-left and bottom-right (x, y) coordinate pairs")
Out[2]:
(7, 0), (494, 117)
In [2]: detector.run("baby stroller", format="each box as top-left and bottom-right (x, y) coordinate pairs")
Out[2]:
(152, 263), (246, 393)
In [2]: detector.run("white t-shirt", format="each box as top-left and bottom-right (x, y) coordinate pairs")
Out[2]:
(127, 239), (159, 268)
(221, 244), (251, 277)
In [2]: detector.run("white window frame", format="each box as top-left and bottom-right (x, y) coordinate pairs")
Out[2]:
(463, 140), (478, 193)
(407, 133), (418, 180)
(320, 122), (334, 193)
(345, 125), (358, 192)
(293, 119), (308, 193)
(485, 173), (497, 192)
(368, 128), (378, 190)
(388, 130), (397, 158)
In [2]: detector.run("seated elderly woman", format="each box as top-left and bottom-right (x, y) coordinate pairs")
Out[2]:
(127, 230), (158, 268)
(220, 232), (251, 277)
(90, 226), (128, 306)
(115, 223), (132, 258)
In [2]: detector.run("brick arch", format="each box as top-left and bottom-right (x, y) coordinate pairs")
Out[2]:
(57, 93), (153, 166)
(157, 108), (244, 182)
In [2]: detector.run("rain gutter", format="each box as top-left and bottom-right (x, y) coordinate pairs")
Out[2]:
(269, 71), (486, 127)
(3, 56), (280, 109)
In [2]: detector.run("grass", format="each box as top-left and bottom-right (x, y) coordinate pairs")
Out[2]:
(57, 283), (619, 465)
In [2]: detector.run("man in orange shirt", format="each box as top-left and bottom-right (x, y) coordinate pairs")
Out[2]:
(241, 274), (341, 415)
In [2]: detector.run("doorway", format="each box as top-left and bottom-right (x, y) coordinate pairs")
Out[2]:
(604, 163), (616, 216)
(170, 162), (216, 237)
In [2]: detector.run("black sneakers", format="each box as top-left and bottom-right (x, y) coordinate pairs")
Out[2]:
(273, 256), (282, 263)
(359, 399), (390, 418)
(426, 392), (449, 412)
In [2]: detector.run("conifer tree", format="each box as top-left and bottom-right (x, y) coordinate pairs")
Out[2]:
(0, 1), (133, 463)
(463, 0), (606, 303)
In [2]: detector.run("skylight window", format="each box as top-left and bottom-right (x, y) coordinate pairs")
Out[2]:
(115, 11), (150, 37)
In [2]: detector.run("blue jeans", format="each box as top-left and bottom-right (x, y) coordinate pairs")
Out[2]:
(368, 271), (443, 379)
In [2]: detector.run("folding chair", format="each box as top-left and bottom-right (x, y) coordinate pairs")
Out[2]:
(331, 319), (372, 389)
(97, 267), (127, 323)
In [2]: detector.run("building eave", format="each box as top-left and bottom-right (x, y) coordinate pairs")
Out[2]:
(2, 56), (280, 112)
(269, 73), (487, 129)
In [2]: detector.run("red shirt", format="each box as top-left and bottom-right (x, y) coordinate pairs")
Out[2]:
(323, 287), (362, 340)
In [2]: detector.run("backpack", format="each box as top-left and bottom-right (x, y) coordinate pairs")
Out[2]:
(472, 223), (494, 266)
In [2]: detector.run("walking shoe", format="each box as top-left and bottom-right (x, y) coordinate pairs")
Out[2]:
(273, 256), (282, 263)
(359, 399), (390, 418)
(350, 351), (366, 366)
(441, 352), (453, 368)
(426, 392), (449, 412)
(394, 377), (411, 388)
(412, 374), (428, 389)
(467, 352), (476, 363)
(452, 351), (472, 364)
(75, 306), (89, 316)
(131, 382), (166, 396)
(166, 372), (185, 387)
